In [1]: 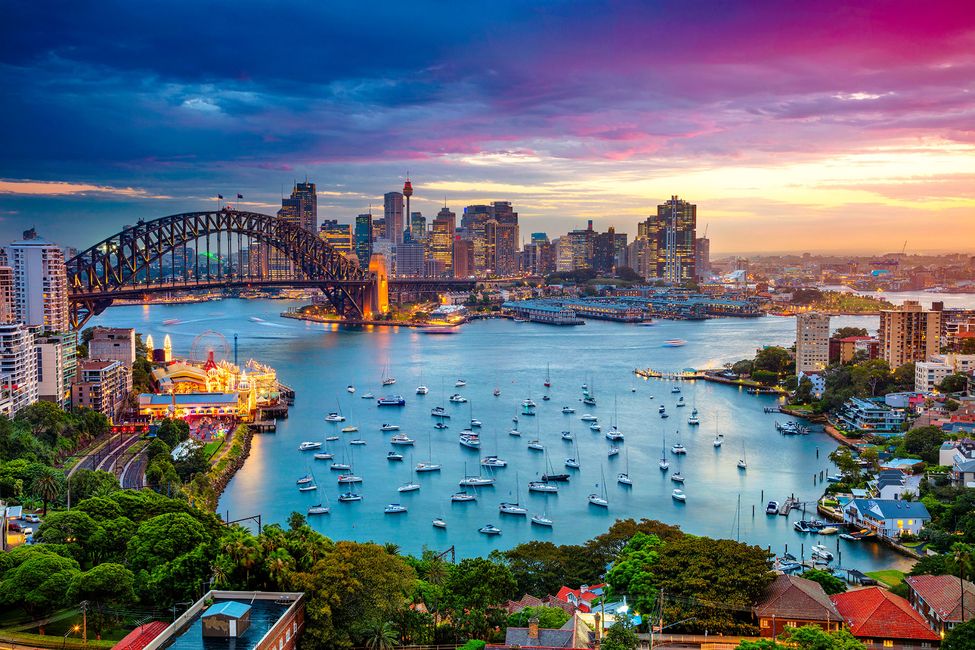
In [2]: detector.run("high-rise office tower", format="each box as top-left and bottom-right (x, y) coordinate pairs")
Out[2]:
(522, 237), (555, 276)
(7, 230), (70, 332)
(695, 236), (711, 280)
(394, 240), (425, 277)
(354, 213), (374, 268)
(384, 191), (405, 244)
(430, 206), (456, 275)
(485, 220), (519, 276)
(796, 313), (831, 373)
(638, 197), (696, 282)
(410, 212), (426, 241)
(319, 219), (354, 256)
(452, 236), (472, 278)
(278, 181), (318, 233)
(593, 227), (627, 275)
(880, 301), (942, 367)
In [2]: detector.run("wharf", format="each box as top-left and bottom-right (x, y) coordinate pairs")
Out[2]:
(778, 496), (800, 516)
(251, 420), (277, 432)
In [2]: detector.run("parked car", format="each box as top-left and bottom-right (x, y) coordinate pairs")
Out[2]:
(24, 513), (40, 523)
(22, 527), (33, 536)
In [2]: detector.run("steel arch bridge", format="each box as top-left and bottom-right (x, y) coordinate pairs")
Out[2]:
(66, 209), (380, 329)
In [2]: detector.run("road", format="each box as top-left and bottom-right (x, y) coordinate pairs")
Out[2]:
(120, 446), (148, 489)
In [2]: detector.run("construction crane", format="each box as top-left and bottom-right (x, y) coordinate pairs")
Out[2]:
(901, 240), (908, 256)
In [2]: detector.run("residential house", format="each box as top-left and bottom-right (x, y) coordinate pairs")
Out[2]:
(753, 574), (842, 638)
(873, 469), (922, 500)
(490, 613), (591, 650)
(906, 575), (975, 637)
(554, 584), (605, 614)
(505, 593), (574, 616)
(831, 587), (940, 649)
(844, 499), (931, 539)
(834, 397), (907, 436)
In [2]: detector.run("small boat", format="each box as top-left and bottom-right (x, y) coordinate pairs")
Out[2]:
(738, 442), (748, 469)
(347, 385), (355, 393)
(481, 455), (508, 468)
(382, 378), (396, 386)
(390, 434), (415, 445)
(583, 396), (596, 406)
(661, 412), (669, 419)
(298, 483), (318, 492)
(384, 503), (408, 514)
(671, 443), (687, 455)
(299, 441), (323, 451)
(839, 533), (858, 541)
(330, 462), (351, 471)
(542, 395), (551, 401)
(541, 472), (570, 482)
(528, 481), (558, 493)
(561, 430), (574, 440)
(509, 428), (522, 437)
(522, 398), (537, 408)
(451, 492), (476, 502)
(326, 435), (340, 441)
(588, 467), (609, 507)
(325, 412), (346, 422)
(296, 474), (314, 485)
(380, 423), (400, 431)
(713, 434), (724, 447)
(432, 517), (447, 528)
(338, 492), (362, 502)
(337, 473), (363, 483)
(766, 501), (779, 515)
(826, 474), (842, 483)
(544, 364), (551, 388)
(377, 395), (406, 406)
(470, 418), (482, 428)
(605, 427), (624, 441)
(398, 482), (420, 493)
(415, 462), (442, 473)
(314, 452), (334, 460)
(459, 433), (481, 449)
(671, 385), (681, 393)
(565, 457), (580, 468)
(658, 405), (666, 413)
(493, 388), (501, 396)
(676, 397), (686, 407)
(580, 414), (597, 422)
(434, 422), (448, 430)
(341, 425), (358, 433)
(349, 438), (366, 446)
(479, 524), (502, 535)
(818, 526), (839, 535)
(531, 514), (553, 527)
(670, 471), (684, 483)
(459, 475), (495, 487)
(307, 503), (330, 515)
(527, 439), (544, 451)
(589, 424), (602, 432)
(499, 489), (528, 515)
(664, 339), (687, 347)
(617, 450), (632, 485)
(455, 379), (467, 387)
(687, 416), (700, 425)
(811, 544), (834, 561)
(387, 452), (404, 461)
(691, 407), (699, 416)
(659, 436), (670, 470)
(360, 392), (375, 399)
(416, 385), (429, 395)
(449, 394), (467, 403)
(658, 457), (670, 470)
(562, 406), (576, 414)
(672, 489), (686, 501)
(608, 447), (620, 457)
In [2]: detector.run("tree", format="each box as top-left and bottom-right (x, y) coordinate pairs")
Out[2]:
(127, 512), (208, 572)
(156, 418), (190, 448)
(943, 619), (975, 650)
(732, 360), (754, 376)
(606, 533), (664, 615)
(754, 347), (794, 375)
(507, 606), (570, 629)
(850, 359), (893, 397)
(795, 377), (814, 404)
(800, 569), (846, 595)
(68, 469), (119, 503)
(781, 626), (865, 649)
(940, 373), (969, 394)
(361, 621), (398, 650)
(31, 466), (64, 515)
(617, 267), (642, 282)
(602, 619), (639, 650)
(829, 447), (862, 484)
(36, 510), (99, 547)
(833, 327), (868, 339)
(500, 541), (603, 596)
(752, 370), (780, 386)
(68, 564), (136, 638)
(0, 547), (81, 627)
(903, 426), (946, 464)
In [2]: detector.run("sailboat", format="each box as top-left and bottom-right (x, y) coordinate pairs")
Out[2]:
(659, 434), (670, 470)
(458, 461), (495, 486)
(398, 455), (421, 492)
(531, 512), (554, 527)
(671, 455), (685, 483)
(605, 396), (624, 441)
(738, 442), (748, 470)
(416, 430), (442, 473)
(482, 430), (507, 468)
(381, 362), (396, 386)
(416, 370), (429, 395)
(544, 363), (552, 388)
(308, 488), (330, 515)
(542, 450), (569, 481)
(617, 450), (632, 486)
(499, 473), (528, 515)
(565, 439), (581, 469)
(298, 468), (318, 492)
(671, 430), (687, 455)
(588, 466), (609, 507)
(469, 400), (482, 428)
(341, 398), (358, 433)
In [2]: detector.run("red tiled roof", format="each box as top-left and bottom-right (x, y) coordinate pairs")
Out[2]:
(115, 622), (170, 650)
(830, 587), (939, 641)
(906, 574), (975, 623)
(754, 574), (840, 621)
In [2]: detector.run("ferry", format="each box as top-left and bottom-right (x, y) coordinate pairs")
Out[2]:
(390, 434), (415, 445)
(338, 492), (362, 502)
(479, 524), (502, 535)
(451, 492), (476, 502)
(415, 462), (442, 473)
(377, 395), (406, 407)
(531, 514), (554, 527)
(384, 504), (408, 514)
(663, 339), (687, 347)
(672, 489), (686, 502)
(298, 441), (322, 451)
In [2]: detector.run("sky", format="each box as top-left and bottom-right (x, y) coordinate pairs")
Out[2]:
(1, 1), (974, 255)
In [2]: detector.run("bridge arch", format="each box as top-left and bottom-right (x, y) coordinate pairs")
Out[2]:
(67, 209), (378, 329)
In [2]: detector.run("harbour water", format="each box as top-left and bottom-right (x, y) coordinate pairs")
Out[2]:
(90, 300), (912, 571)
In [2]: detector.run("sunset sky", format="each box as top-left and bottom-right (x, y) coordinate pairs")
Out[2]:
(1, 1), (973, 254)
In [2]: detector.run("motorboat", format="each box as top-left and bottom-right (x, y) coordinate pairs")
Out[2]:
(298, 483), (317, 492)
(527, 439), (544, 451)
(671, 443), (687, 454)
(818, 526), (840, 535)
(390, 434), (415, 445)
(676, 397), (686, 407)
(671, 385), (681, 393)
(826, 474), (843, 483)
(664, 339), (687, 347)
(307, 504), (330, 515)
(493, 388), (501, 396)
(589, 424), (602, 432)
(687, 416), (700, 425)
(528, 481), (558, 493)
(562, 406), (576, 414)
(387, 452), (404, 462)
(499, 502), (528, 515)
(299, 441), (323, 451)
(451, 492), (477, 502)
(481, 455), (508, 468)
(470, 418), (482, 428)
(434, 422), (448, 430)
(415, 462), (442, 473)
(384, 503), (408, 514)
(479, 524), (502, 535)
(608, 447), (620, 457)
(605, 427), (624, 441)
(459, 475), (495, 487)
(347, 385), (355, 394)
(337, 474), (363, 483)
(377, 395), (406, 407)
(350, 439), (366, 446)
(330, 462), (351, 471)
(449, 394), (468, 403)
(565, 457), (580, 468)
(360, 392), (375, 399)
(431, 407), (450, 418)
(325, 413), (346, 422)
(580, 414), (598, 422)
(658, 405), (666, 414)
(314, 452), (334, 460)
(671, 471), (684, 483)
(398, 482), (420, 493)
(326, 435), (339, 441)
(661, 412), (669, 419)
(583, 396), (596, 406)
(562, 429), (574, 439)
(531, 514), (554, 527)
(509, 428), (522, 436)
(459, 433), (481, 449)
(416, 385), (429, 395)
(766, 501), (779, 515)
(455, 379), (467, 387)
(432, 517), (447, 528)
(811, 544), (834, 562)
(737, 458), (747, 469)
(341, 425), (358, 433)
(337, 492), (362, 502)
(380, 423), (400, 431)
(296, 474), (314, 485)
(672, 489), (686, 502)
(522, 398), (537, 408)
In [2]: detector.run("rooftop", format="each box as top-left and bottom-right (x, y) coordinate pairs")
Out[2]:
(141, 392), (239, 405)
(754, 574), (841, 622)
(830, 587), (939, 641)
(848, 498), (930, 520)
(201, 601), (251, 619)
(906, 574), (975, 623)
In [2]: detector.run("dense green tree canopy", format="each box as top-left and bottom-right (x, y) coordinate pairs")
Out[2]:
(943, 619), (975, 650)
(606, 533), (664, 615)
(0, 546), (81, 620)
(127, 512), (208, 572)
(800, 569), (846, 595)
(507, 606), (570, 629)
(939, 373), (969, 394)
(753, 347), (794, 374)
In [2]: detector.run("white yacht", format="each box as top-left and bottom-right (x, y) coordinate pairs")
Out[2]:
(346, 385), (355, 394)
(527, 439), (544, 451)
(528, 481), (558, 493)
(390, 434), (415, 446)
(360, 392), (375, 399)
(337, 473), (363, 483)
(562, 406), (576, 414)
(416, 385), (429, 395)
(296, 473), (313, 485)
(298, 483), (317, 492)
(458, 475), (495, 487)
(307, 503), (330, 515)
(415, 462), (442, 473)
(605, 427), (624, 441)
(671, 443), (687, 454)
(672, 489), (686, 502)
(449, 394), (468, 403)
(384, 503), (408, 514)
(713, 434), (724, 447)
(455, 379), (467, 387)
(499, 502), (528, 515)
(531, 514), (554, 527)
(349, 438), (366, 446)
(687, 416), (700, 425)
(432, 517), (447, 529)
(580, 414), (598, 422)
(299, 441), (322, 451)
(481, 455), (508, 468)
(479, 524), (502, 535)
(313, 452), (334, 460)
(380, 423), (400, 431)
(337, 492), (362, 502)
(325, 412), (345, 423)
(451, 492), (477, 502)
(398, 482), (420, 493)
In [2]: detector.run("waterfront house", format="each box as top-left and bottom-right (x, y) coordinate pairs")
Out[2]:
(834, 396), (907, 436)
(753, 574), (842, 638)
(906, 575), (975, 637)
(798, 370), (826, 398)
(843, 499), (930, 539)
(938, 439), (975, 487)
(872, 469), (921, 500)
(830, 587), (940, 648)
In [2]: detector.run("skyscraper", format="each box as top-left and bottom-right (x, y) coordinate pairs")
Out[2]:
(429, 206), (456, 275)
(695, 236), (711, 281)
(485, 219), (519, 276)
(319, 219), (354, 256)
(410, 212), (426, 241)
(279, 181), (318, 233)
(638, 197), (696, 282)
(354, 213), (374, 268)
(880, 301), (942, 367)
(6, 231), (70, 333)
(796, 312), (831, 373)
(452, 237), (472, 278)
(593, 227), (627, 275)
(384, 191), (405, 244)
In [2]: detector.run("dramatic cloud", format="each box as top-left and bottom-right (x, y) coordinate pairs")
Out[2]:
(0, 0), (973, 252)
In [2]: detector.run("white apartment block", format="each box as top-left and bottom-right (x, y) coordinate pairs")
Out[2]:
(795, 312), (830, 373)
(0, 322), (39, 414)
(7, 234), (70, 333)
(915, 354), (975, 393)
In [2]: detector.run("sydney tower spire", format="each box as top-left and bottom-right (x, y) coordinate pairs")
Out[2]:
(402, 174), (413, 241)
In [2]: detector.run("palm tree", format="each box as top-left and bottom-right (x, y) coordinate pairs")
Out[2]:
(952, 543), (975, 623)
(383, 542), (400, 555)
(31, 467), (63, 515)
(363, 621), (397, 650)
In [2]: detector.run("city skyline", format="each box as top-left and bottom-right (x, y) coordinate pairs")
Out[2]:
(1, 2), (974, 254)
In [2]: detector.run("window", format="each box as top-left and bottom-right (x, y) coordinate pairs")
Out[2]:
(760, 619), (770, 628)
(882, 641), (893, 648)
(897, 519), (904, 528)
(785, 621), (797, 628)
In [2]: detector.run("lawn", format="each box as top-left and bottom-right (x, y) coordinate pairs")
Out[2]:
(203, 439), (224, 459)
(866, 569), (906, 588)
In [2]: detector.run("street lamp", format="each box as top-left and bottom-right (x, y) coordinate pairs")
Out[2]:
(63, 624), (81, 649)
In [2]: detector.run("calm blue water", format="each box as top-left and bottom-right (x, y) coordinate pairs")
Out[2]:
(90, 300), (912, 572)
